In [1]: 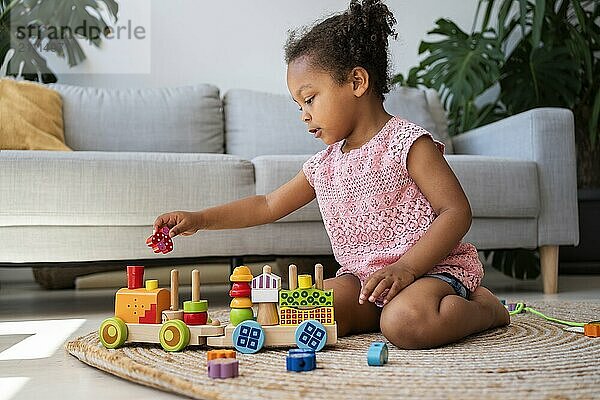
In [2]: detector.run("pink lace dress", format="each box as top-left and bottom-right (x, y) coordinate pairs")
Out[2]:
(302, 117), (483, 306)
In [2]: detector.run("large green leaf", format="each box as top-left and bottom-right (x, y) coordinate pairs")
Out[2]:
(500, 41), (581, 113)
(410, 18), (504, 133)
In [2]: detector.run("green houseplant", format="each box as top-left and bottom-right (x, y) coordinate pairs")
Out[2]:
(0, 0), (119, 82)
(395, 0), (599, 279)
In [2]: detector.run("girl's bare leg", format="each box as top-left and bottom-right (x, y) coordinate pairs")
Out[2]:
(380, 278), (510, 349)
(324, 274), (381, 337)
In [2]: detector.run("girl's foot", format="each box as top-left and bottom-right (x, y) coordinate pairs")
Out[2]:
(471, 286), (510, 329)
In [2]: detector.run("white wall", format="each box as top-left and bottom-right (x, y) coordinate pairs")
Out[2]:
(47, 0), (480, 94)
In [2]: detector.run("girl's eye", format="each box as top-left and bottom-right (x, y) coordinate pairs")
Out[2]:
(305, 96), (314, 105)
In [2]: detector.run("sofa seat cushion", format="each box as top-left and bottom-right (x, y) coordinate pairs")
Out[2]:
(49, 84), (224, 153)
(253, 154), (539, 223)
(0, 151), (254, 226)
(447, 155), (539, 218)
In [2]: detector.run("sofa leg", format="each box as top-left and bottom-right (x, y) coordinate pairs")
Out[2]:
(539, 245), (559, 294)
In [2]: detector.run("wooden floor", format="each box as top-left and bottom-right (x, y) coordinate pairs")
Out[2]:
(1, 266), (599, 400)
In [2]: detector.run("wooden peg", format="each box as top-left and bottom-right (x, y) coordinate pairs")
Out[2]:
(263, 264), (272, 275)
(170, 269), (179, 311)
(257, 303), (279, 326)
(315, 263), (324, 290)
(288, 264), (297, 290)
(192, 269), (200, 302)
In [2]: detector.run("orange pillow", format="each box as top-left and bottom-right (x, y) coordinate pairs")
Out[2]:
(0, 79), (71, 150)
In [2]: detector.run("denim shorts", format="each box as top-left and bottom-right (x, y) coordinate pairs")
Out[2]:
(423, 272), (471, 299)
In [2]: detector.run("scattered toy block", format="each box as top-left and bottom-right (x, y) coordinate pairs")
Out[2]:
(584, 321), (600, 337)
(146, 226), (173, 254)
(286, 350), (316, 372)
(207, 349), (236, 362)
(207, 358), (239, 379)
(367, 342), (389, 366)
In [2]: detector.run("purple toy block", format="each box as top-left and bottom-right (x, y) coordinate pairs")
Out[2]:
(207, 358), (239, 379)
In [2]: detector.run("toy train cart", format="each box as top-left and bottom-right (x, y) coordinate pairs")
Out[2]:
(99, 264), (338, 353)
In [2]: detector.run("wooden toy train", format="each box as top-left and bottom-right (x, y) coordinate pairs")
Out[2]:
(99, 264), (337, 353)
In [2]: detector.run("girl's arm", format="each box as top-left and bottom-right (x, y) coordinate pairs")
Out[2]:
(154, 171), (316, 237)
(360, 135), (473, 304)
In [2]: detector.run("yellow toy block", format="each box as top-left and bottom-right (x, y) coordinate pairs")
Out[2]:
(279, 306), (335, 326)
(115, 287), (170, 324)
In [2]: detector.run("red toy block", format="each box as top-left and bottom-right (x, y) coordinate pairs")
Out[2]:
(146, 226), (173, 254)
(229, 282), (251, 297)
(184, 311), (208, 325)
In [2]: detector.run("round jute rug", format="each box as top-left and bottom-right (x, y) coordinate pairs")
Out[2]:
(66, 301), (600, 400)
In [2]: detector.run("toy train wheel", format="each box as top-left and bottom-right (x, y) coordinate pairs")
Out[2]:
(99, 317), (128, 349)
(159, 319), (190, 351)
(232, 320), (265, 354)
(295, 319), (327, 352)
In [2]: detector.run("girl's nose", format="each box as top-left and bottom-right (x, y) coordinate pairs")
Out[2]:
(301, 109), (311, 122)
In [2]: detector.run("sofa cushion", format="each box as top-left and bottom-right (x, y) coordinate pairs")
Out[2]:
(224, 89), (326, 160)
(0, 79), (71, 151)
(253, 154), (539, 222)
(224, 87), (448, 160)
(0, 151), (254, 226)
(49, 84), (224, 153)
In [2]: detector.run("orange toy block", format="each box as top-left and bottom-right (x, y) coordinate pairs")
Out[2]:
(115, 287), (170, 324)
(207, 349), (236, 362)
(584, 321), (600, 337)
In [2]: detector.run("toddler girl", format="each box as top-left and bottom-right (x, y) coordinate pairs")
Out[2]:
(154, 0), (509, 349)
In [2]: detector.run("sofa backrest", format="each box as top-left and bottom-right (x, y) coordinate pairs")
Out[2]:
(224, 86), (452, 160)
(49, 84), (224, 153)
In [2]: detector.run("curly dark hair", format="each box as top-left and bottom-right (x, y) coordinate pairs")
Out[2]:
(284, 0), (397, 101)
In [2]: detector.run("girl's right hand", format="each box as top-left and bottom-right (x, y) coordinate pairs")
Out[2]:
(153, 211), (203, 238)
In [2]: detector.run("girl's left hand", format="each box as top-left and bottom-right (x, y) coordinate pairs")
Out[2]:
(359, 262), (416, 305)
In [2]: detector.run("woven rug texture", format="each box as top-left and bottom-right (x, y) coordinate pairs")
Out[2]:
(66, 301), (600, 400)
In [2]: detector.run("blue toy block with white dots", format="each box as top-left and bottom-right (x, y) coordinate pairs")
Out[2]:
(367, 342), (388, 366)
(232, 320), (265, 354)
(295, 320), (328, 352)
(286, 349), (316, 372)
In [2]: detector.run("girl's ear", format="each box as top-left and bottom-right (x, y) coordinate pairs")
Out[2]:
(350, 67), (369, 97)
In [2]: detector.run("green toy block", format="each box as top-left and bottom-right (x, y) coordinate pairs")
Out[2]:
(279, 288), (333, 307)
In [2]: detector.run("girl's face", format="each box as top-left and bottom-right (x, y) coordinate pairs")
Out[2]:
(287, 57), (359, 146)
